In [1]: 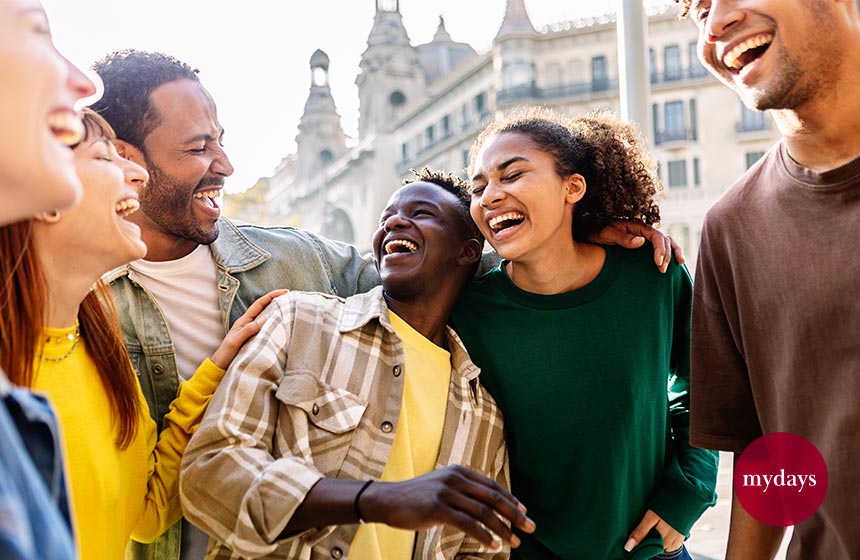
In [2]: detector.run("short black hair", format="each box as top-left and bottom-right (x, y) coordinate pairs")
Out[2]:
(404, 167), (483, 242)
(90, 50), (200, 149)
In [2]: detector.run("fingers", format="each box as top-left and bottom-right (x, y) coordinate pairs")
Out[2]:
(625, 509), (659, 552)
(655, 518), (685, 552)
(234, 289), (289, 327)
(669, 236), (686, 264)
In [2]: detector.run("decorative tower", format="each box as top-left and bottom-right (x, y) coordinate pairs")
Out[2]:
(295, 49), (348, 183)
(494, 0), (539, 98)
(355, 0), (427, 139)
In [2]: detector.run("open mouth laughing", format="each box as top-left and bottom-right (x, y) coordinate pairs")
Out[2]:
(384, 238), (418, 255)
(193, 188), (221, 207)
(488, 211), (525, 234)
(115, 197), (140, 218)
(723, 33), (773, 74)
(47, 110), (85, 147)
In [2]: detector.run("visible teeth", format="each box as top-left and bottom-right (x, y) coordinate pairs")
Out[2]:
(723, 34), (772, 70)
(115, 199), (140, 218)
(384, 239), (418, 254)
(47, 111), (85, 146)
(488, 212), (525, 231)
(193, 189), (221, 199)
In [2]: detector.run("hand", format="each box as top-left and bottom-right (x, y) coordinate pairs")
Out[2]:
(625, 509), (684, 553)
(588, 220), (685, 273)
(361, 465), (536, 550)
(210, 289), (289, 369)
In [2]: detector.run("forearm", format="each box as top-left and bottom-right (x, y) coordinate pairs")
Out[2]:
(132, 359), (226, 541)
(726, 477), (785, 560)
(281, 478), (366, 535)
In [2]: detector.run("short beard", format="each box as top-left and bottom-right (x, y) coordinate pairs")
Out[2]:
(140, 155), (221, 246)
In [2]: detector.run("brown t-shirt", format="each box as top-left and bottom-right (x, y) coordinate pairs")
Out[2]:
(691, 141), (860, 559)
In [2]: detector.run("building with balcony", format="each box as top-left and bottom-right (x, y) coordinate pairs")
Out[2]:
(235, 0), (780, 269)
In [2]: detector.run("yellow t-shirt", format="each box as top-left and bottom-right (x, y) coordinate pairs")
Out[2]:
(349, 311), (452, 560)
(32, 325), (224, 560)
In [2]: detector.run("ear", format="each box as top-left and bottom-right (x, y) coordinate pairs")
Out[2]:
(115, 140), (147, 169)
(457, 237), (483, 267)
(564, 174), (587, 204)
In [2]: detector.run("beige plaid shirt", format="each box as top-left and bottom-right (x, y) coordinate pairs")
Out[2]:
(180, 287), (509, 559)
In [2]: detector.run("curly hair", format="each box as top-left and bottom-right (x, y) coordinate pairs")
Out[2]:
(90, 50), (200, 149)
(673, 0), (692, 18)
(469, 107), (663, 242)
(403, 167), (484, 242)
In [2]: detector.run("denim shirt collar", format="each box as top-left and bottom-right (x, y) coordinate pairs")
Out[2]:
(338, 287), (480, 383)
(104, 218), (271, 283)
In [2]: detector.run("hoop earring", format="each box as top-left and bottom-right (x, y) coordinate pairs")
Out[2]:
(40, 209), (61, 223)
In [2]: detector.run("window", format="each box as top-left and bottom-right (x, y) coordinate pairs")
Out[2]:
(441, 115), (450, 137)
(745, 151), (765, 169)
(591, 56), (609, 91)
(389, 90), (406, 107)
(462, 149), (470, 170)
(667, 224), (691, 257)
(461, 104), (470, 128)
(689, 41), (706, 76)
(668, 159), (687, 188)
(689, 98), (698, 141)
(739, 105), (768, 132)
(664, 101), (686, 141)
(401, 143), (408, 162)
(425, 125), (435, 146)
(320, 149), (333, 166)
(649, 48), (657, 83)
(475, 93), (486, 118)
(693, 157), (701, 186)
(664, 45), (681, 81)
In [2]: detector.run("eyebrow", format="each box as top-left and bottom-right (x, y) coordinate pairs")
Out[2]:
(470, 155), (529, 182)
(183, 129), (225, 145)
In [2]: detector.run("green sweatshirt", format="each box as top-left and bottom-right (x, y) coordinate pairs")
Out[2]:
(452, 245), (718, 560)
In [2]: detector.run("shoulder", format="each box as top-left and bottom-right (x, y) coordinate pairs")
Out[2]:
(705, 143), (782, 227)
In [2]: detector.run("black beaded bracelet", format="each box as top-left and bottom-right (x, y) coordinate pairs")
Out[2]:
(354, 480), (374, 525)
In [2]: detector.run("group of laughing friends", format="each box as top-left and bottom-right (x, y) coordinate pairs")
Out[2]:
(2, 1), (859, 559)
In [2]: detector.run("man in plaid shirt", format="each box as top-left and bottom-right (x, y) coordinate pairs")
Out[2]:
(180, 171), (536, 559)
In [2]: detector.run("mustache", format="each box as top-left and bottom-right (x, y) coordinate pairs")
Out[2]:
(195, 178), (225, 190)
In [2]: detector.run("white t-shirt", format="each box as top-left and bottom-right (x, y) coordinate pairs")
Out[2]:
(129, 244), (225, 381)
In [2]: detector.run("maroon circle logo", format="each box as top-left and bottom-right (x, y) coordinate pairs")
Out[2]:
(733, 432), (828, 527)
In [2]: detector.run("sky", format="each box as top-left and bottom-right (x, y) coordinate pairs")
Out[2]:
(42, 0), (648, 193)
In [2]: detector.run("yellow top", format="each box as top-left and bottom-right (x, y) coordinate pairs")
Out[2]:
(350, 311), (452, 560)
(33, 324), (225, 560)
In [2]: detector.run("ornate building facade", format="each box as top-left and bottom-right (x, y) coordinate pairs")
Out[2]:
(234, 0), (779, 268)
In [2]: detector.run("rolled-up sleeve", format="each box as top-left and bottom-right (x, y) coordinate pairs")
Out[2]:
(179, 298), (328, 559)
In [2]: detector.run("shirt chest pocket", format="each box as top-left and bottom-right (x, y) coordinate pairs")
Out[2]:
(275, 370), (367, 476)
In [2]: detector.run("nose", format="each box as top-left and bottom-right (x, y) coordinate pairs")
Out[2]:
(65, 57), (97, 100)
(382, 212), (410, 232)
(704, 0), (745, 43)
(125, 160), (150, 192)
(478, 179), (505, 209)
(211, 145), (234, 177)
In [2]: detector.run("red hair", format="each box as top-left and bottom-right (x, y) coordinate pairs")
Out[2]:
(0, 113), (143, 449)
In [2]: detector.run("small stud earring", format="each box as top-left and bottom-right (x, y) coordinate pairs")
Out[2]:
(40, 209), (61, 223)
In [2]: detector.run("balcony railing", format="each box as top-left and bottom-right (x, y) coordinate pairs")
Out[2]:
(735, 119), (771, 133)
(654, 128), (697, 145)
(650, 65), (711, 86)
(497, 79), (620, 104)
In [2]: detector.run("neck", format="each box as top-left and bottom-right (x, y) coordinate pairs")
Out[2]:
(507, 241), (604, 295)
(38, 252), (93, 329)
(772, 62), (860, 172)
(131, 212), (199, 262)
(384, 292), (455, 348)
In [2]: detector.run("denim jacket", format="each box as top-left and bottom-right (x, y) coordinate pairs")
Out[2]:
(107, 218), (380, 560)
(0, 370), (75, 560)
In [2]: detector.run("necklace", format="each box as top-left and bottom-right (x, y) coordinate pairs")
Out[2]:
(40, 323), (80, 363)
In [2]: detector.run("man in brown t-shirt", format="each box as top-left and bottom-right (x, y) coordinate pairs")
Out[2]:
(673, 1), (860, 559)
